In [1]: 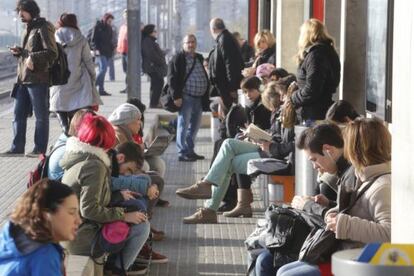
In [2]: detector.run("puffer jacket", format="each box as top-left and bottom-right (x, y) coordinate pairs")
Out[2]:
(49, 27), (101, 112)
(291, 42), (340, 121)
(60, 137), (124, 255)
(327, 162), (391, 250)
(16, 17), (58, 84)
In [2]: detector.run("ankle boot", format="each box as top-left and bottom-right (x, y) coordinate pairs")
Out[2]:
(223, 189), (253, 217)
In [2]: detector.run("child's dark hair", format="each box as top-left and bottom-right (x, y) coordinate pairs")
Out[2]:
(270, 68), (289, 80)
(240, 76), (262, 91)
(116, 141), (144, 169)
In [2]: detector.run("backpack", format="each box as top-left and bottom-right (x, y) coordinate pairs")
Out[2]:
(27, 144), (65, 188)
(49, 42), (70, 86)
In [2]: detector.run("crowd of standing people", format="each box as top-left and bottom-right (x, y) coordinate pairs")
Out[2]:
(0, 1), (393, 276)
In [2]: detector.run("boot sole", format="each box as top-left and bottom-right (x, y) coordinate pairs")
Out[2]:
(176, 191), (211, 200)
(183, 219), (218, 224)
(223, 212), (253, 218)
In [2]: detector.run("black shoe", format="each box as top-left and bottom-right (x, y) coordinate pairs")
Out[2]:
(187, 152), (205, 160)
(0, 150), (24, 157)
(25, 150), (43, 158)
(156, 198), (170, 207)
(178, 155), (197, 162)
(99, 91), (111, 96)
(120, 89), (126, 94)
(217, 201), (237, 213)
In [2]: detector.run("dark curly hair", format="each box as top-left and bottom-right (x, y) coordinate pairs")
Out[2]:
(10, 179), (75, 242)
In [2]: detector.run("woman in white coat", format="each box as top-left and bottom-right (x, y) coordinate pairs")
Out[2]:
(50, 13), (102, 134)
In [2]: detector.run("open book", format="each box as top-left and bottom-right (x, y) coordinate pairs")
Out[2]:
(241, 123), (272, 142)
(144, 135), (174, 157)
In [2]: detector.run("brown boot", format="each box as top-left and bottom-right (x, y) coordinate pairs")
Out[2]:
(176, 181), (212, 199)
(183, 208), (217, 224)
(223, 189), (253, 218)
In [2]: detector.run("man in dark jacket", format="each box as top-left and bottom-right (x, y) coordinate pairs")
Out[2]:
(208, 18), (244, 111)
(233, 32), (254, 65)
(1, 0), (57, 157)
(142, 24), (167, 108)
(167, 34), (209, 162)
(91, 13), (114, 96)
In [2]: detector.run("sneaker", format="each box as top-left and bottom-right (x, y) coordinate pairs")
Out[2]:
(105, 262), (147, 275)
(183, 208), (217, 224)
(25, 150), (43, 158)
(187, 152), (205, 160)
(0, 150), (24, 157)
(156, 198), (170, 207)
(178, 155), (197, 162)
(150, 227), (165, 241)
(136, 243), (168, 264)
(176, 181), (212, 199)
(99, 91), (111, 96)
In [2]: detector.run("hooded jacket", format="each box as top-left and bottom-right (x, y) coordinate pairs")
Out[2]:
(60, 137), (124, 255)
(49, 27), (101, 112)
(0, 221), (63, 275)
(16, 17), (58, 84)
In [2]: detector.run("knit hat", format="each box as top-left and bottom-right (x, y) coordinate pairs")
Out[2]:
(108, 103), (141, 126)
(256, 63), (275, 78)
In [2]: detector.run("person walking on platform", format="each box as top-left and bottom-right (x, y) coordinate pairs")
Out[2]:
(167, 34), (210, 162)
(141, 24), (167, 108)
(0, 0), (57, 157)
(208, 18), (244, 112)
(90, 13), (114, 96)
(50, 13), (102, 135)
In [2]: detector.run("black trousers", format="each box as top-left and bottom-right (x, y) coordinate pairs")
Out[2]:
(148, 72), (164, 107)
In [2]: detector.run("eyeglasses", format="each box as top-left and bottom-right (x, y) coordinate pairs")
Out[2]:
(184, 40), (196, 44)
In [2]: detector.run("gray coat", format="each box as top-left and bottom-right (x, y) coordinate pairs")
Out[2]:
(49, 27), (102, 112)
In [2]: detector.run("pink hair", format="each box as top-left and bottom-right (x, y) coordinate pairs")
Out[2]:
(77, 113), (115, 150)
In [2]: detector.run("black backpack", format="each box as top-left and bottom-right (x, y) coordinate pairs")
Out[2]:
(49, 42), (70, 86)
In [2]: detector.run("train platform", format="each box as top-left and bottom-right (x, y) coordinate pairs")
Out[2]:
(0, 59), (265, 275)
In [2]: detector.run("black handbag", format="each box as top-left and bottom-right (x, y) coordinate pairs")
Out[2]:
(160, 58), (197, 113)
(299, 172), (390, 264)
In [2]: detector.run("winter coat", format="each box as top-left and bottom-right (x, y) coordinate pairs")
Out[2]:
(49, 27), (101, 112)
(60, 137), (124, 255)
(141, 35), (167, 77)
(240, 41), (255, 64)
(208, 29), (244, 107)
(117, 23), (128, 54)
(0, 221), (64, 275)
(167, 50), (210, 111)
(15, 17), (58, 84)
(91, 20), (114, 58)
(291, 42), (340, 121)
(254, 46), (276, 67)
(244, 96), (272, 130)
(327, 162), (391, 250)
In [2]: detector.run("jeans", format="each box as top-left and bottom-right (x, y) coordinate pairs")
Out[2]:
(204, 138), (260, 210)
(277, 261), (320, 276)
(255, 250), (278, 276)
(121, 54), (128, 84)
(12, 84), (49, 153)
(176, 94), (203, 157)
(108, 56), (115, 81)
(148, 72), (164, 107)
(96, 55), (109, 93)
(114, 220), (150, 270)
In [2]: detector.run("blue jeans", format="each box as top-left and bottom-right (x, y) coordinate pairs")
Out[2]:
(277, 261), (320, 276)
(12, 83), (49, 153)
(204, 138), (260, 210)
(96, 55), (109, 93)
(255, 250), (278, 276)
(176, 94), (203, 157)
(114, 220), (150, 270)
(108, 56), (115, 81)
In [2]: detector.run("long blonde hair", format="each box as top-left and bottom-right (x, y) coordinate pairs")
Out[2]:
(254, 30), (276, 54)
(295, 19), (335, 64)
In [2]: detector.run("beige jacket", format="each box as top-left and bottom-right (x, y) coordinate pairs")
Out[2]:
(327, 162), (391, 249)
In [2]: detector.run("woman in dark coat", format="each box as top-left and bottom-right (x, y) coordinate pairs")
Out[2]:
(289, 19), (341, 125)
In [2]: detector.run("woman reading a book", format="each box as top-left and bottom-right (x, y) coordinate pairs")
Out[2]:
(176, 77), (297, 224)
